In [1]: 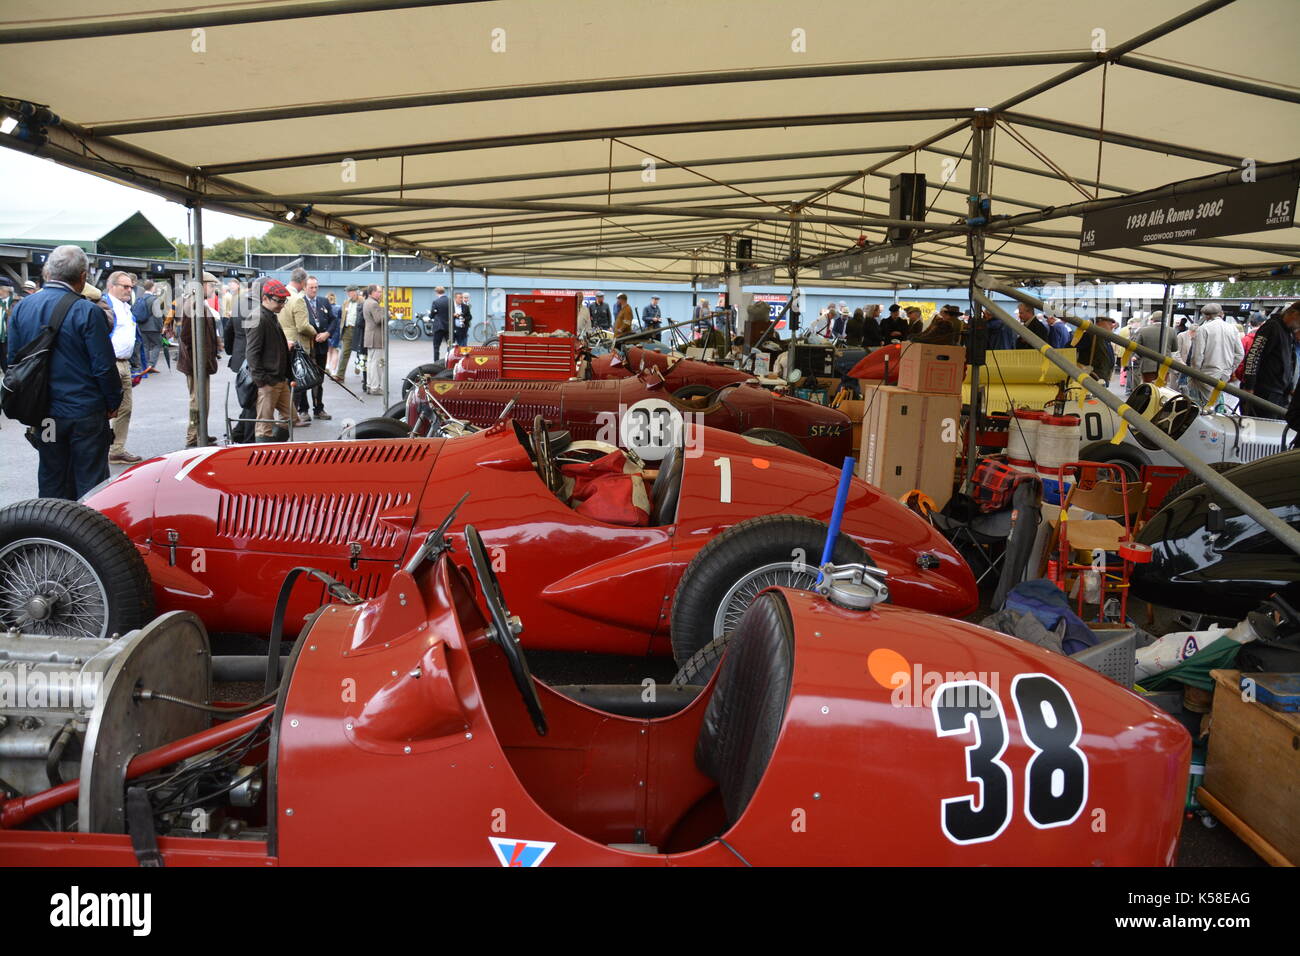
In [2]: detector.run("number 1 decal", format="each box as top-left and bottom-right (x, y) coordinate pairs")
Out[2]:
(713, 456), (732, 503)
(931, 674), (1088, 845)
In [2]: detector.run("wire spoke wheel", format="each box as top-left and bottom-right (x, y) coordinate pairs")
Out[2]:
(0, 537), (110, 639)
(712, 560), (818, 639)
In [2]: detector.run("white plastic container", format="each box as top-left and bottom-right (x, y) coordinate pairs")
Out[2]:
(1006, 408), (1043, 474)
(1036, 413), (1081, 504)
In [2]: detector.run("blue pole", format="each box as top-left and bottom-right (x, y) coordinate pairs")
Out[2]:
(818, 456), (856, 579)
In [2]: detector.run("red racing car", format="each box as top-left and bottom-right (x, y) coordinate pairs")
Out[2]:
(449, 344), (754, 395)
(0, 535), (1189, 865)
(5, 422), (976, 665)
(406, 372), (852, 464)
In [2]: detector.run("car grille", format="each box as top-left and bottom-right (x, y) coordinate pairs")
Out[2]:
(1232, 439), (1283, 463)
(215, 491), (413, 548)
(245, 443), (431, 468)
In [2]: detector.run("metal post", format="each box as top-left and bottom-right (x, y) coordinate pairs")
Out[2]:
(382, 247), (391, 408)
(1159, 276), (1174, 383)
(190, 201), (210, 446)
(972, 288), (1300, 559)
(482, 268), (489, 340)
(448, 259), (456, 348)
(965, 111), (995, 481)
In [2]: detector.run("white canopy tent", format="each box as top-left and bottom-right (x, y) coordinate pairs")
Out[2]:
(1, 0), (1297, 288)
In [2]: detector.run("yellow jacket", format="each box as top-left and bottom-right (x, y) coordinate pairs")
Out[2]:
(278, 290), (315, 352)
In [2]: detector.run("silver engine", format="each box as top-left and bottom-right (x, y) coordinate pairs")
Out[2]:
(0, 612), (211, 832)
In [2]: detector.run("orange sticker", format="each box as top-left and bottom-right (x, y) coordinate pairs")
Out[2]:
(867, 647), (911, 689)
(751, 458), (771, 469)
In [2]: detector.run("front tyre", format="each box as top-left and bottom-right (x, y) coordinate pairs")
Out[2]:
(0, 499), (154, 640)
(669, 514), (871, 667)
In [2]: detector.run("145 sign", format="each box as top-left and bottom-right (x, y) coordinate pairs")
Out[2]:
(932, 674), (1089, 845)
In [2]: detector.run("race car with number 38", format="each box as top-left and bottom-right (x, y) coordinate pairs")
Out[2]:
(0, 525), (1189, 866)
(5, 420), (977, 664)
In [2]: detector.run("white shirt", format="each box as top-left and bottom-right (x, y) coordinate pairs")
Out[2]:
(1190, 317), (1244, 378)
(108, 294), (137, 359)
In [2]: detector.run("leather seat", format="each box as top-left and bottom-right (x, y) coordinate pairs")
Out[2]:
(649, 440), (683, 525)
(694, 591), (795, 825)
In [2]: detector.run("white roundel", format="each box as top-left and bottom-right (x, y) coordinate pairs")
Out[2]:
(619, 398), (684, 461)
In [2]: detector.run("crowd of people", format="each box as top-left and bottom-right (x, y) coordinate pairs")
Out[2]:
(2, 248), (399, 499)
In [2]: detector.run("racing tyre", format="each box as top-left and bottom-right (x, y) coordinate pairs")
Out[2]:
(400, 322), (421, 341)
(402, 362), (445, 398)
(1078, 440), (1148, 484)
(669, 514), (871, 668)
(672, 634), (730, 686)
(0, 498), (154, 640)
(383, 400), (408, 421)
(1162, 461), (1238, 506)
(434, 368), (455, 380)
(340, 416), (411, 440)
(672, 384), (714, 401)
(742, 427), (806, 453)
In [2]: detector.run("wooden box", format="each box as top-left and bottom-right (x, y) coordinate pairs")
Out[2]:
(1199, 669), (1300, 865)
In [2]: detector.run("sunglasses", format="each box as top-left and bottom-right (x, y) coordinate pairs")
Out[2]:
(267, 295), (287, 303)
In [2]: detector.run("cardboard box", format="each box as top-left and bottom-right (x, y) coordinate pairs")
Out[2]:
(838, 398), (866, 452)
(858, 386), (961, 508)
(897, 344), (964, 395)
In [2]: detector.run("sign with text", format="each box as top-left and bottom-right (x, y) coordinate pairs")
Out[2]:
(1080, 174), (1299, 252)
(384, 287), (413, 321)
(741, 267), (777, 286)
(818, 244), (913, 279)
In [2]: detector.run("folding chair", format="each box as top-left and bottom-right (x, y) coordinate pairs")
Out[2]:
(1044, 462), (1153, 622)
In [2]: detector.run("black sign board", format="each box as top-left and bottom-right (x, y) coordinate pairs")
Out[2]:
(817, 244), (912, 279)
(1080, 174), (1298, 252)
(742, 266), (777, 286)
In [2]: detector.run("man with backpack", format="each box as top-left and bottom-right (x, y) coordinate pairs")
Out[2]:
(4, 245), (122, 498)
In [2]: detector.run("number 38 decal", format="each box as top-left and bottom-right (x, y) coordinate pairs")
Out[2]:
(931, 674), (1088, 845)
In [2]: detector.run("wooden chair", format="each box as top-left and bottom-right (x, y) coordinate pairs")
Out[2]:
(1044, 463), (1153, 622)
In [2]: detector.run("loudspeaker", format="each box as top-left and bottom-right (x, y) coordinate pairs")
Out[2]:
(735, 238), (754, 272)
(888, 173), (926, 243)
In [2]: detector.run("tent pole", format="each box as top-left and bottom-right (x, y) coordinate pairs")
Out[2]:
(382, 246), (390, 409)
(965, 111), (995, 482)
(972, 288), (1300, 559)
(190, 200), (210, 447)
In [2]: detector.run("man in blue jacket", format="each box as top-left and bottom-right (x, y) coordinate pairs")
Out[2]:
(131, 278), (163, 372)
(6, 245), (122, 499)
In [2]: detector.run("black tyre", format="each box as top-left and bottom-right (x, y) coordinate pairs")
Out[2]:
(1078, 440), (1148, 484)
(669, 514), (871, 667)
(434, 368), (455, 380)
(383, 400), (408, 421)
(1161, 461), (1238, 507)
(742, 427), (806, 453)
(402, 362), (445, 398)
(400, 322), (421, 341)
(673, 384), (714, 401)
(341, 416), (410, 440)
(672, 634), (731, 685)
(0, 498), (154, 640)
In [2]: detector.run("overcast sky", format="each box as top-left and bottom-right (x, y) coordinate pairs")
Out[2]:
(1, 146), (267, 242)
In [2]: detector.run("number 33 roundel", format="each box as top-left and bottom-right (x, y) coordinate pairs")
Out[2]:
(932, 674), (1088, 845)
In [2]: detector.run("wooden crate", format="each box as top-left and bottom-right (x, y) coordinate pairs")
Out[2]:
(1200, 669), (1300, 866)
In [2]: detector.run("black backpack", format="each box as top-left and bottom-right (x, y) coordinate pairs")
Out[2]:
(1, 291), (79, 427)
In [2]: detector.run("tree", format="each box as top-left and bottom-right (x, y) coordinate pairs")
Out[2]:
(1183, 278), (1300, 298)
(208, 236), (247, 263)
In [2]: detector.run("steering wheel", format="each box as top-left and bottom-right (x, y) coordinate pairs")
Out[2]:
(465, 525), (547, 736)
(531, 414), (561, 493)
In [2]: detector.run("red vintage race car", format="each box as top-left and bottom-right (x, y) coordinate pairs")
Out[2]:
(406, 373), (851, 464)
(17, 422), (975, 662)
(448, 343), (754, 395)
(0, 536), (1190, 866)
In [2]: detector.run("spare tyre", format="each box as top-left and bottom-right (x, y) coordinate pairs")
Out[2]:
(669, 514), (872, 667)
(1161, 461), (1238, 507)
(402, 362), (445, 398)
(1078, 440), (1148, 484)
(383, 400), (408, 421)
(340, 416), (411, 440)
(0, 498), (154, 640)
